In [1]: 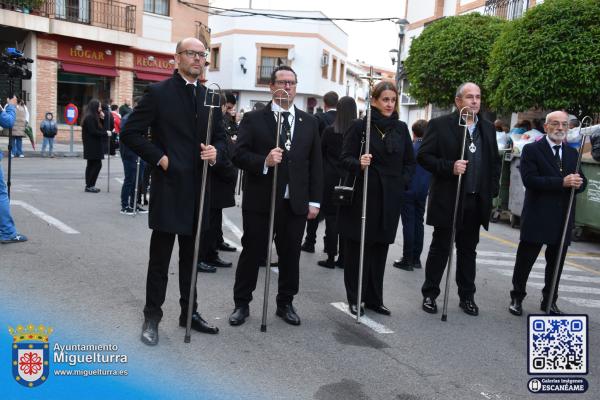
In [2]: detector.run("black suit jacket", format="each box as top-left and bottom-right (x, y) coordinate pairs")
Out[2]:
(120, 70), (226, 235)
(519, 139), (587, 245)
(315, 110), (336, 136)
(232, 102), (323, 215)
(417, 112), (500, 230)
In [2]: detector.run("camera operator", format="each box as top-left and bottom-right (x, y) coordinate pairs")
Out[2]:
(0, 96), (27, 244)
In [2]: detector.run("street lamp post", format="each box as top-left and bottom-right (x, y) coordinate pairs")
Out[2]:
(389, 19), (409, 118)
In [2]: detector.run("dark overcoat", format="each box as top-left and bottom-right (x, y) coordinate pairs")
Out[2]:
(120, 70), (226, 235)
(519, 138), (587, 245)
(320, 124), (347, 215)
(232, 102), (323, 215)
(417, 112), (500, 230)
(210, 133), (237, 209)
(82, 115), (107, 160)
(337, 117), (415, 244)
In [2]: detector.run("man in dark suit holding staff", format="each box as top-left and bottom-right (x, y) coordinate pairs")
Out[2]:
(229, 66), (323, 327)
(509, 110), (587, 316)
(121, 37), (225, 345)
(418, 82), (500, 317)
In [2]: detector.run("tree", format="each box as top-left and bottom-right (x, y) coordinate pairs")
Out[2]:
(404, 13), (505, 108)
(486, 0), (600, 117)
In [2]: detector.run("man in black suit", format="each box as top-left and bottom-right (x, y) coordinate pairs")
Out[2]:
(509, 111), (587, 316)
(301, 90), (338, 253)
(229, 65), (323, 326)
(120, 37), (225, 345)
(418, 82), (500, 316)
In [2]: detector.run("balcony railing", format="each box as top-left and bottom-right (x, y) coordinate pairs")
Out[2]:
(0, 0), (136, 33)
(484, 0), (529, 20)
(256, 60), (290, 85)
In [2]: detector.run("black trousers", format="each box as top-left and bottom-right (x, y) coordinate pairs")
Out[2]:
(303, 217), (320, 246)
(323, 213), (340, 257)
(85, 159), (102, 188)
(510, 241), (567, 303)
(421, 194), (481, 301)
(344, 238), (389, 306)
(200, 207), (222, 262)
(143, 230), (198, 322)
(233, 201), (306, 306)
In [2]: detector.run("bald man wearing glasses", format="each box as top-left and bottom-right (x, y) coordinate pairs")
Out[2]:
(121, 37), (226, 345)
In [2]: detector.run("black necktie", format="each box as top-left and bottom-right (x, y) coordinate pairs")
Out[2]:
(280, 111), (291, 148)
(553, 145), (562, 171)
(186, 84), (196, 111)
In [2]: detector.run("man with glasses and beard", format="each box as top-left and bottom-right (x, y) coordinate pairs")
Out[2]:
(229, 66), (323, 327)
(121, 37), (225, 345)
(508, 111), (587, 316)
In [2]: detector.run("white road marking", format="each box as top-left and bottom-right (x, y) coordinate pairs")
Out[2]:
(115, 177), (124, 184)
(222, 213), (243, 240)
(478, 250), (600, 261)
(528, 282), (600, 295)
(331, 302), (394, 334)
(490, 268), (600, 284)
(560, 297), (600, 308)
(477, 258), (578, 272)
(11, 200), (79, 234)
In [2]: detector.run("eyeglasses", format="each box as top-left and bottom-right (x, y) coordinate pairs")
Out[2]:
(178, 50), (208, 59)
(548, 121), (569, 128)
(274, 80), (297, 87)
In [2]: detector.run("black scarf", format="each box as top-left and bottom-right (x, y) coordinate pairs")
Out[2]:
(369, 107), (400, 153)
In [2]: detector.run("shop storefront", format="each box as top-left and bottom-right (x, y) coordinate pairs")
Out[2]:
(132, 51), (174, 99)
(55, 39), (117, 124)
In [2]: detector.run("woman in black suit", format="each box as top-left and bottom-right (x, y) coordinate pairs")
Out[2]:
(339, 81), (415, 316)
(82, 99), (108, 193)
(318, 96), (357, 269)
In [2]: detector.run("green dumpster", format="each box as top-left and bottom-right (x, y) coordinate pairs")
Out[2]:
(573, 154), (600, 240)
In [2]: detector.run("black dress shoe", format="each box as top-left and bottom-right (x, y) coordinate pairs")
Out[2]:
(217, 242), (237, 252)
(229, 305), (249, 326)
(422, 297), (437, 314)
(317, 258), (335, 269)
(197, 262), (217, 273)
(349, 303), (364, 316)
(179, 312), (219, 334)
(276, 304), (301, 325)
(413, 260), (422, 269)
(393, 258), (413, 271)
(301, 242), (315, 253)
(365, 304), (391, 316)
(141, 319), (159, 346)
(335, 258), (344, 269)
(205, 256), (232, 268)
(509, 298), (523, 316)
(541, 302), (563, 315)
(85, 186), (101, 193)
(459, 299), (479, 316)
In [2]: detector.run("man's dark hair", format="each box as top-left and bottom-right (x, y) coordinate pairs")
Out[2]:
(110, 104), (118, 111)
(270, 65), (297, 85)
(412, 119), (428, 138)
(225, 92), (237, 105)
(323, 91), (339, 108)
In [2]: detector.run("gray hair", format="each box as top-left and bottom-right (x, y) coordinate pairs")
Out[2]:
(545, 111), (569, 124)
(455, 82), (479, 98)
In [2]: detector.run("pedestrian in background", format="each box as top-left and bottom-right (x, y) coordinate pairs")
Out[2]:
(0, 96), (27, 244)
(10, 98), (28, 158)
(40, 112), (57, 157)
(394, 119), (430, 271)
(119, 97), (147, 214)
(317, 95), (356, 269)
(82, 98), (109, 193)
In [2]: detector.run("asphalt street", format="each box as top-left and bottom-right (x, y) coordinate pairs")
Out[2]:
(2, 155), (599, 400)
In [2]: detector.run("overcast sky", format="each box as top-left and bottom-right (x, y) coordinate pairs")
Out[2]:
(210, 0), (406, 70)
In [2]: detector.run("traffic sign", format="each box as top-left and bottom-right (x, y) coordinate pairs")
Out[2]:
(64, 103), (78, 125)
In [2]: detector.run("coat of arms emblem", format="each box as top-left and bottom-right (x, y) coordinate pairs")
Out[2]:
(8, 324), (53, 388)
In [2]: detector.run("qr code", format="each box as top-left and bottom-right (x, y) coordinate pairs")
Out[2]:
(528, 315), (587, 374)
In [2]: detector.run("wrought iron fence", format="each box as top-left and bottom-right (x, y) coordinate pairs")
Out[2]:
(484, 0), (529, 20)
(256, 60), (290, 85)
(0, 0), (136, 33)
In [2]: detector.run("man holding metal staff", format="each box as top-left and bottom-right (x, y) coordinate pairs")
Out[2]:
(229, 66), (323, 327)
(418, 82), (500, 317)
(120, 37), (225, 345)
(509, 111), (587, 316)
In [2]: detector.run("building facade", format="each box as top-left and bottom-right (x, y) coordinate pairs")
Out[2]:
(205, 9), (348, 114)
(0, 0), (211, 142)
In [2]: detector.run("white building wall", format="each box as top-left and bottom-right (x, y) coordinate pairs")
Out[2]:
(407, 0), (436, 22)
